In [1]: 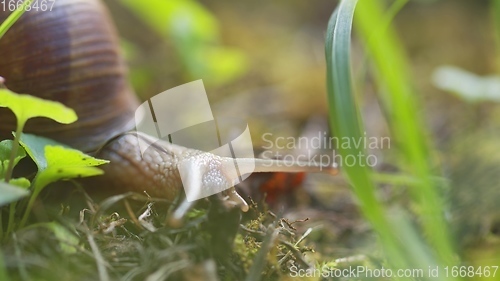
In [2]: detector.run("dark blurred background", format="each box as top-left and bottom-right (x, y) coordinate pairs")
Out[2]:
(102, 0), (497, 147)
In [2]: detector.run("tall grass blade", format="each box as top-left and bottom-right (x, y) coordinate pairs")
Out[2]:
(326, 0), (407, 267)
(326, 0), (458, 277)
(354, 0), (456, 264)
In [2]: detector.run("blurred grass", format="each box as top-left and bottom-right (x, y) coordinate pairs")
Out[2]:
(119, 0), (247, 87)
(493, 0), (500, 70)
(326, 0), (458, 275)
(354, 0), (455, 264)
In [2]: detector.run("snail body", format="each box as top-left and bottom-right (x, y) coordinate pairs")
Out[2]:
(0, 0), (336, 212)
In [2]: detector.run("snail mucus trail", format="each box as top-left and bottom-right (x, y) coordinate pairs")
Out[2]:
(0, 0), (338, 221)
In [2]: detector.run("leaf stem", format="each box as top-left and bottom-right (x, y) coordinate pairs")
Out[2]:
(6, 123), (26, 230)
(18, 178), (41, 229)
(6, 202), (16, 235)
(4, 122), (24, 183)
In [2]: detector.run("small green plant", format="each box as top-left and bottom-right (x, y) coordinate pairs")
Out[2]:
(0, 88), (109, 234)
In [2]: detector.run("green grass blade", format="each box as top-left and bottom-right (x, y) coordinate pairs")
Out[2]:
(0, 0), (31, 40)
(326, 1), (459, 275)
(245, 225), (278, 281)
(326, 0), (407, 266)
(326, 0), (375, 215)
(354, 0), (456, 265)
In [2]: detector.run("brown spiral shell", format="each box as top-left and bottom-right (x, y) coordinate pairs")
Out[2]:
(0, 0), (139, 152)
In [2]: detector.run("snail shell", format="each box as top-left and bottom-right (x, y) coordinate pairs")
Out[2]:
(0, 0), (180, 199)
(0, 0), (139, 152)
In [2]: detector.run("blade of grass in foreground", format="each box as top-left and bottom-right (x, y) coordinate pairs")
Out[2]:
(326, 0), (406, 267)
(354, 0), (456, 265)
(326, 0), (457, 276)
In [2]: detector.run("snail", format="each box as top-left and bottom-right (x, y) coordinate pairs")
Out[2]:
(0, 0), (337, 218)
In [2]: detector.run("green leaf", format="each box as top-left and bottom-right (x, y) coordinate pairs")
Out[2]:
(0, 88), (77, 128)
(35, 146), (109, 189)
(18, 133), (109, 189)
(0, 140), (26, 178)
(18, 133), (65, 171)
(45, 146), (109, 168)
(0, 181), (29, 207)
(18, 134), (109, 228)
